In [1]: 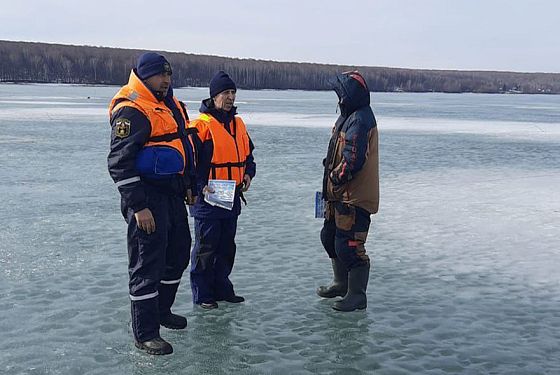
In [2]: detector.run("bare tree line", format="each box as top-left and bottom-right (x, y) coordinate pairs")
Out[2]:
(1, 40), (559, 94)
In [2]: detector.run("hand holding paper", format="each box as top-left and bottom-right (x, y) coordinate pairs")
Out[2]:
(204, 180), (236, 210)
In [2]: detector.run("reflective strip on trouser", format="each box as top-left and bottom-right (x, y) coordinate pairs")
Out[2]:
(190, 217), (238, 304)
(116, 176), (140, 187)
(129, 291), (158, 301)
(125, 188), (191, 342)
(320, 201), (371, 270)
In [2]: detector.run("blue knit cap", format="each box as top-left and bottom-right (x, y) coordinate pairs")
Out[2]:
(209, 71), (236, 98)
(136, 52), (172, 80)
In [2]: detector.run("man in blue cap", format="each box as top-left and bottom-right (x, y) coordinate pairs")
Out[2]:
(188, 71), (256, 309)
(108, 52), (197, 355)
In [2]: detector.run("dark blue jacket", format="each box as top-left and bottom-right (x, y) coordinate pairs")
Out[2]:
(108, 87), (196, 212)
(189, 98), (256, 219)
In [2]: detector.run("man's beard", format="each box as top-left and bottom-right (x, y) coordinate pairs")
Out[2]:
(154, 90), (165, 101)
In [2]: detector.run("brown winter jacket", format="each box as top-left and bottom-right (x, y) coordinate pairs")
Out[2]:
(323, 72), (379, 214)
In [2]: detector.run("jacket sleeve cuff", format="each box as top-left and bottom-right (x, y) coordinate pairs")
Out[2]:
(330, 165), (351, 185)
(130, 202), (148, 213)
(118, 182), (147, 213)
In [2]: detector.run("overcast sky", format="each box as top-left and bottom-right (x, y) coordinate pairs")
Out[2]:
(1, 0), (558, 73)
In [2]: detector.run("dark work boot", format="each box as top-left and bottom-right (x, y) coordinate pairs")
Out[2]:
(332, 263), (370, 312)
(160, 312), (187, 330)
(134, 337), (173, 355)
(219, 295), (245, 303)
(317, 258), (348, 298)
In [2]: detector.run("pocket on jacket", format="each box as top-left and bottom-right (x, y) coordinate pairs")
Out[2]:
(324, 201), (335, 220)
(136, 146), (185, 177)
(334, 202), (355, 231)
(332, 183), (346, 200)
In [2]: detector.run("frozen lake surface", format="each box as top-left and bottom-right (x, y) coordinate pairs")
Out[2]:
(1, 84), (559, 374)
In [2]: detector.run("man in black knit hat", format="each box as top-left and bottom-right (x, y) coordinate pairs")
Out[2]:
(108, 52), (197, 355)
(188, 71), (256, 309)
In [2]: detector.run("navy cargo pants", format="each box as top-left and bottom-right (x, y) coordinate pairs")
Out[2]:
(321, 201), (371, 269)
(122, 188), (191, 343)
(190, 216), (238, 304)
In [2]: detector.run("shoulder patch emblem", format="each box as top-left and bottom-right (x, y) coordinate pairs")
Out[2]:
(115, 118), (131, 138)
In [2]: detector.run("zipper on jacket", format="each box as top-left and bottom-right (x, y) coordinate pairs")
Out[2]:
(232, 117), (242, 181)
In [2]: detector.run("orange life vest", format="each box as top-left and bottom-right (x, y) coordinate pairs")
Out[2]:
(190, 113), (250, 186)
(109, 70), (190, 175)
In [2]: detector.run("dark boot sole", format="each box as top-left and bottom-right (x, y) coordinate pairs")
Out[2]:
(200, 303), (219, 309)
(331, 303), (367, 312)
(316, 285), (347, 298)
(160, 322), (187, 330)
(332, 304), (367, 312)
(217, 296), (245, 303)
(134, 342), (173, 355)
(317, 290), (347, 298)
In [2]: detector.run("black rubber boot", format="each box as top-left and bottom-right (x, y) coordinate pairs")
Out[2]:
(332, 263), (369, 312)
(135, 337), (173, 355)
(317, 258), (348, 298)
(160, 312), (187, 330)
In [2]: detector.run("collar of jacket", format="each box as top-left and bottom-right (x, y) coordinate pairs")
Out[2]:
(125, 69), (162, 104)
(199, 97), (237, 125)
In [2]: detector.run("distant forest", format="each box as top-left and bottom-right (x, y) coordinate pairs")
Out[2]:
(1, 40), (560, 94)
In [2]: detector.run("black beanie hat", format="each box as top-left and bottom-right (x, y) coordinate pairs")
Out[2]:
(136, 52), (172, 80)
(209, 71), (236, 98)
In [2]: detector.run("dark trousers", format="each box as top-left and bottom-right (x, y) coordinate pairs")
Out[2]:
(320, 201), (371, 269)
(190, 216), (238, 304)
(122, 189), (191, 342)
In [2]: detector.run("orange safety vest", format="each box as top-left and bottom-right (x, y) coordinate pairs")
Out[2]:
(109, 70), (190, 175)
(190, 113), (250, 186)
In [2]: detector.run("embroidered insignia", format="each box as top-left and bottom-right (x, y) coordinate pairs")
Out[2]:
(115, 118), (131, 138)
(163, 62), (172, 74)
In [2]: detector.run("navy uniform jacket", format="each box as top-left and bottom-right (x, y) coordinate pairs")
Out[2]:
(108, 88), (196, 212)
